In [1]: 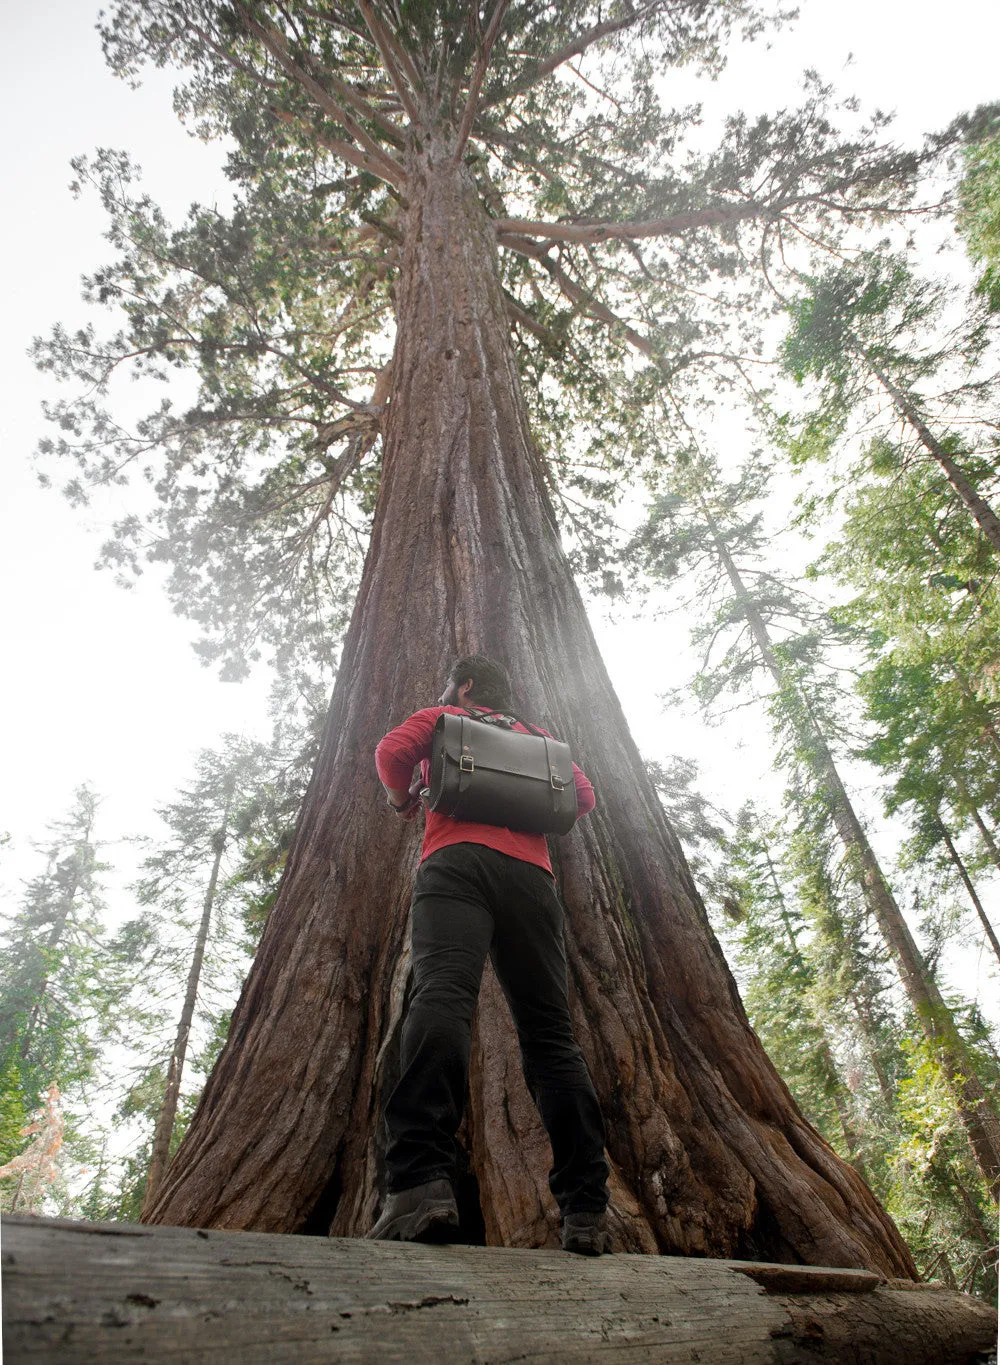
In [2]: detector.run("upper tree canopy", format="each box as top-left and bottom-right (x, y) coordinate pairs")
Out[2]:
(36, 0), (945, 676)
(959, 113), (1000, 310)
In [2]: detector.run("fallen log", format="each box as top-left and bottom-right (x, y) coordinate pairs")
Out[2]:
(2, 1215), (996, 1363)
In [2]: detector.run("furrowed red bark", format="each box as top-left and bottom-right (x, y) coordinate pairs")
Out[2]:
(144, 132), (915, 1275)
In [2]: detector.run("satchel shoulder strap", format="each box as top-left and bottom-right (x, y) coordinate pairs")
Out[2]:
(458, 706), (547, 739)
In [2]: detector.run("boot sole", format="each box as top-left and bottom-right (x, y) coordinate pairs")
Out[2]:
(372, 1200), (460, 1243)
(562, 1225), (612, 1256)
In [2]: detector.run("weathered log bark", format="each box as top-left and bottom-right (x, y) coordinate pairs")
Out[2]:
(705, 509), (1000, 1199)
(142, 131), (915, 1274)
(4, 1217), (997, 1365)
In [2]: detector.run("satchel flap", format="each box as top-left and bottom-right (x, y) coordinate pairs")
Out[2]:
(436, 712), (573, 785)
(435, 711), (466, 765)
(546, 743), (575, 790)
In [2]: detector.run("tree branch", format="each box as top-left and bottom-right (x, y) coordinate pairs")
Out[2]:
(266, 3), (405, 144)
(565, 61), (624, 112)
(498, 234), (655, 359)
(482, 3), (664, 108)
(235, 3), (407, 188)
(272, 110), (406, 190)
(492, 202), (771, 244)
(477, 118), (647, 192)
(306, 407), (382, 459)
(453, 0), (511, 164)
(355, 0), (423, 125)
(502, 289), (559, 345)
(299, 56), (405, 149)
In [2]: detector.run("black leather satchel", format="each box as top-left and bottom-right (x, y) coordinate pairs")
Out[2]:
(427, 710), (578, 835)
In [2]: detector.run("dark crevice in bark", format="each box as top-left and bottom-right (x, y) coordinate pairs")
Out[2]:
(301, 1141), (345, 1237)
(734, 1191), (802, 1265)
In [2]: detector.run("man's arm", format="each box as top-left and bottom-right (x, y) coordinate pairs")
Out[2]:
(375, 707), (443, 816)
(572, 761), (596, 819)
(521, 721), (596, 822)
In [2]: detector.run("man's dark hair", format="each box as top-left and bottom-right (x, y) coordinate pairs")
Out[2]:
(448, 655), (513, 711)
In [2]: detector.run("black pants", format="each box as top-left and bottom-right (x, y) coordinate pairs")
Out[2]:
(384, 842), (609, 1215)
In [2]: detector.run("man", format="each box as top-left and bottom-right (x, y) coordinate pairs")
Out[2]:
(371, 655), (611, 1255)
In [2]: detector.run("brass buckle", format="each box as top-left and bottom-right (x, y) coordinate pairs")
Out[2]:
(550, 775), (566, 790)
(459, 754), (475, 773)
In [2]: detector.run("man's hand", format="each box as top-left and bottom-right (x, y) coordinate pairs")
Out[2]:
(384, 785), (421, 821)
(390, 795), (421, 821)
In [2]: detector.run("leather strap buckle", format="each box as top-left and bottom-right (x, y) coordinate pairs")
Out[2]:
(459, 753), (475, 773)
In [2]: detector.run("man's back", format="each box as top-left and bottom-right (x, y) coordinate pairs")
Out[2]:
(375, 703), (595, 872)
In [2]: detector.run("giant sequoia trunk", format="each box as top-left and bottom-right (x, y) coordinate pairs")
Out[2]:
(144, 132), (915, 1274)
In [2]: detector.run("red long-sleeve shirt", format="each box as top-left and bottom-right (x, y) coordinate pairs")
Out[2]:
(375, 705), (596, 873)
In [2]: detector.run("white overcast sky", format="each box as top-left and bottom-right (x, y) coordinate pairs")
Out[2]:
(1, 1), (998, 1011)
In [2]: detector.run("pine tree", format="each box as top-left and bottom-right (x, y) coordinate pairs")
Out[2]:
(633, 453), (1000, 1197)
(644, 755), (739, 919)
(726, 804), (998, 1294)
(724, 805), (870, 1176)
(859, 673), (1000, 968)
(105, 736), (302, 1212)
(811, 433), (1000, 963)
(959, 110), (1000, 312)
(0, 788), (110, 1178)
(781, 252), (1000, 554)
(0, 1084), (65, 1214)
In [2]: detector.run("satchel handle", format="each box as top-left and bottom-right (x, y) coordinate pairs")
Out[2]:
(455, 706), (548, 740)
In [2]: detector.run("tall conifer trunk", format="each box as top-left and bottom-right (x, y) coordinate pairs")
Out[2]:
(144, 132), (914, 1274)
(954, 782), (1000, 875)
(867, 360), (1000, 555)
(705, 513), (1000, 1198)
(937, 817), (1000, 966)
(143, 794), (232, 1213)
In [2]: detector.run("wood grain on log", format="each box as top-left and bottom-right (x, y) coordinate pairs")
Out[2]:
(3, 1217), (995, 1364)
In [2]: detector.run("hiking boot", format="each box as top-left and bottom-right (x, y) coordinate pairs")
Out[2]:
(561, 1209), (611, 1256)
(366, 1179), (460, 1243)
